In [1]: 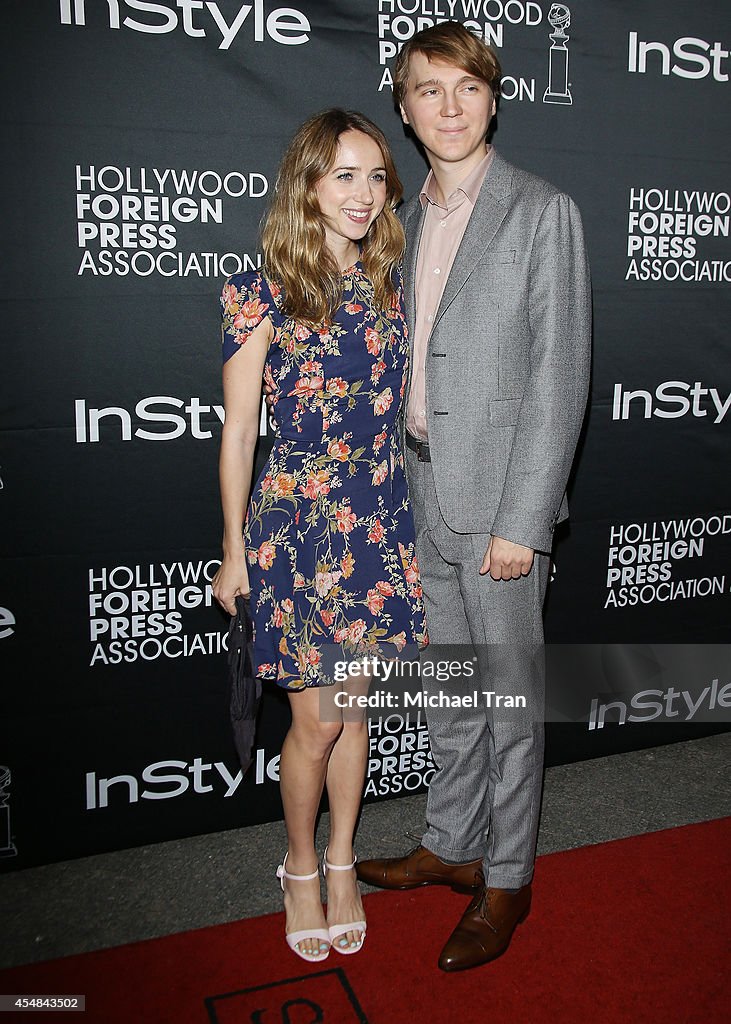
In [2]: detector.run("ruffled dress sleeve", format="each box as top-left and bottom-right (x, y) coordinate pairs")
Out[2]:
(220, 271), (276, 364)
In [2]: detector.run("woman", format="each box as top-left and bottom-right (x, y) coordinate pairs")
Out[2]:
(212, 109), (426, 962)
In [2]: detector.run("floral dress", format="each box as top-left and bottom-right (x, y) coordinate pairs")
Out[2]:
(221, 262), (427, 690)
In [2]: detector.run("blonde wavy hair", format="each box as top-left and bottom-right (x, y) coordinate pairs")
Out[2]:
(261, 109), (404, 328)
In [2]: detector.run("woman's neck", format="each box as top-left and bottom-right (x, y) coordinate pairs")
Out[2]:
(327, 239), (360, 272)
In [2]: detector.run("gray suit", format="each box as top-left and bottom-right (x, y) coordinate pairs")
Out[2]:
(401, 149), (591, 887)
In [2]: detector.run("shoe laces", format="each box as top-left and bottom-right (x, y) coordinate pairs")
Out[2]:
(474, 875), (498, 933)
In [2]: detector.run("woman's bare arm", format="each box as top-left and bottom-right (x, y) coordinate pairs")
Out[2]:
(212, 315), (273, 615)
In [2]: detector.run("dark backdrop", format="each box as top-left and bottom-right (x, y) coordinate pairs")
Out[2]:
(1, 0), (729, 869)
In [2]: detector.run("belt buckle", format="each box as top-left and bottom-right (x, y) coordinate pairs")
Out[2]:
(407, 432), (430, 462)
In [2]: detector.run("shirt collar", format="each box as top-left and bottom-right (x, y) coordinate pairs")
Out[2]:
(419, 145), (494, 210)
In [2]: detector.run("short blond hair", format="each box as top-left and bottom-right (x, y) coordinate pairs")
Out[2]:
(394, 22), (502, 107)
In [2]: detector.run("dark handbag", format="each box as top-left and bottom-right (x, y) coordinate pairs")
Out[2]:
(226, 594), (261, 774)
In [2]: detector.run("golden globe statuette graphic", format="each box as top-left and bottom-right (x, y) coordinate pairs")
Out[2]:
(543, 4), (573, 105)
(0, 766), (17, 857)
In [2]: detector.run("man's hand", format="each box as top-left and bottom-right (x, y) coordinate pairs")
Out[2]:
(480, 535), (534, 581)
(264, 380), (276, 409)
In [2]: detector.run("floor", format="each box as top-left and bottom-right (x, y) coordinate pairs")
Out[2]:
(1, 731), (729, 970)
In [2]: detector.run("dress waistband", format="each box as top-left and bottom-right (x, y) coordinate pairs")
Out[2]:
(273, 428), (397, 446)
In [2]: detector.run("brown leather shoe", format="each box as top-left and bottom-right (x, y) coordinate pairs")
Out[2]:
(438, 878), (531, 971)
(355, 845), (481, 894)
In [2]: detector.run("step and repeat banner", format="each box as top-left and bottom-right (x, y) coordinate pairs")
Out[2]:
(1, 1), (730, 869)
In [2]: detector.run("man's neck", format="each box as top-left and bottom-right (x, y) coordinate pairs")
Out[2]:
(428, 146), (489, 206)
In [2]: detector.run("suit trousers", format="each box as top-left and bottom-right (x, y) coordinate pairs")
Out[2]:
(406, 447), (548, 888)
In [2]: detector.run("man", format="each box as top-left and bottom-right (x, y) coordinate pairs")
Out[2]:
(356, 22), (591, 972)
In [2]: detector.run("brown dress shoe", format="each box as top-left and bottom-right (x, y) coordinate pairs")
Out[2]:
(438, 879), (531, 971)
(355, 845), (481, 894)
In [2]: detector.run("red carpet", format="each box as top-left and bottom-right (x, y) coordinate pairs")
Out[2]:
(2, 818), (728, 1023)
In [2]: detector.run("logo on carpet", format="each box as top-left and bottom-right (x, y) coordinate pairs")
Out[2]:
(205, 967), (369, 1023)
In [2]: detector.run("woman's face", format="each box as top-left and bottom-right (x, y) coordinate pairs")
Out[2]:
(315, 130), (388, 256)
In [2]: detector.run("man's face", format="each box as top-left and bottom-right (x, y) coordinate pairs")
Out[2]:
(400, 52), (496, 173)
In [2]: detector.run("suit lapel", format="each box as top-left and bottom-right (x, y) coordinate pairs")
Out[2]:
(433, 150), (513, 329)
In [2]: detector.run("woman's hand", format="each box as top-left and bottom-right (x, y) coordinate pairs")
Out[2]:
(212, 555), (250, 617)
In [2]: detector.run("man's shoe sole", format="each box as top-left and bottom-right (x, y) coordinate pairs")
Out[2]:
(356, 875), (479, 895)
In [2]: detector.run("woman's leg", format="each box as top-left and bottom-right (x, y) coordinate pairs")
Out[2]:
(323, 673), (369, 949)
(280, 686), (342, 956)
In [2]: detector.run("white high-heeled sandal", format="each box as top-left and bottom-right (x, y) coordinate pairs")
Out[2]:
(276, 853), (331, 962)
(323, 846), (367, 954)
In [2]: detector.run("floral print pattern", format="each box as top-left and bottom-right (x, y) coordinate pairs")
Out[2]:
(221, 263), (427, 690)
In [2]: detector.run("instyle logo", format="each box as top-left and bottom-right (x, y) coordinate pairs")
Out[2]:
(611, 382), (731, 424)
(628, 32), (729, 81)
(75, 396), (223, 442)
(59, 0), (311, 49)
(85, 757), (245, 808)
(73, 396), (269, 442)
(0, 607), (16, 640)
(588, 679), (731, 730)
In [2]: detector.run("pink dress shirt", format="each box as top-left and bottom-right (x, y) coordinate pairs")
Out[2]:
(406, 146), (495, 441)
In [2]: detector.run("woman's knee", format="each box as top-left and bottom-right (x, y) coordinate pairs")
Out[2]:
(339, 716), (367, 737)
(291, 715), (343, 753)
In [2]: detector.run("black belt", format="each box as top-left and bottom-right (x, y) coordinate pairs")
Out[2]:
(406, 431), (431, 462)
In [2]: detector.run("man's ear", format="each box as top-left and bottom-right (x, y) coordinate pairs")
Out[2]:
(399, 103), (410, 126)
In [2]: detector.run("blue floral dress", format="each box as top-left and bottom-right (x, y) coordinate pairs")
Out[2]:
(220, 263), (427, 690)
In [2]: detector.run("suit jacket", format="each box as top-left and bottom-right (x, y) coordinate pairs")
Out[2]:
(400, 148), (592, 554)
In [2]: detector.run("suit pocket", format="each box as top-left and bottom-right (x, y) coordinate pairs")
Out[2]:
(489, 398), (521, 426)
(492, 248), (516, 265)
